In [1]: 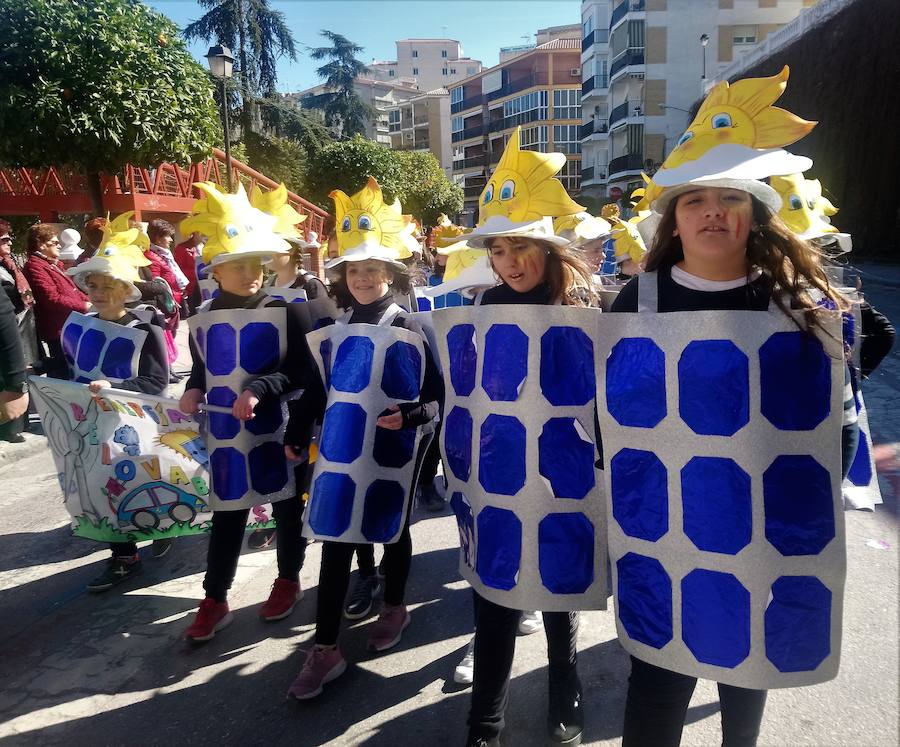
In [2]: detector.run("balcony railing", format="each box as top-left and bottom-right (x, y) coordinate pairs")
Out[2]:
(608, 153), (644, 177)
(454, 155), (488, 170)
(464, 184), (486, 199)
(488, 108), (544, 133)
(610, 49), (645, 78)
(580, 120), (609, 139)
(582, 30), (596, 51)
(451, 93), (485, 114)
(610, 0), (645, 29)
(581, 75), (609, 96)
(582, 29), (610, 50)
(452, 123), (484, 143)
(609, 100), (642, 127)
(580, 165), (594, 182)
(486, 72), (549, 102)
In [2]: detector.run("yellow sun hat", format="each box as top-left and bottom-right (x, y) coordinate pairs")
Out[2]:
(181, 182), (289, 267)
(608, 215), (648, 265)
(325, 176), (412, 274)
(423, 240), (496, 299)
(249, 182), (308, 249)
(554, 212), (613, 246)
(67, 242), (145, 303)
(432, 214), (471, 247)
(651, 67), (815, 213)
(770, 173), (851, 254)
(465, 126), (584, 248)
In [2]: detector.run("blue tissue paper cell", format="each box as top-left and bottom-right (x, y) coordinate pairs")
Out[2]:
(482, 324), (528, 401)
(607, 337), (666, 428)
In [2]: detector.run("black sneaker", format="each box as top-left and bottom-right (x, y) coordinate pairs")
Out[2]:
(547, 670), (584, 745)
(87, 557), (143, 593)
(419, 484), (445, 512)
(151, 538), (174, 558)
(247, 527), (277, 550)
(465, 734), (500, 747)
(344, 574), (381, 619)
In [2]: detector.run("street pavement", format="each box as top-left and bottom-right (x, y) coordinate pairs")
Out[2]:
(0, 266), (897, 747)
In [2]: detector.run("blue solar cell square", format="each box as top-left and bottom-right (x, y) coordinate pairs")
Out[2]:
(760, 331), (831, 430)
(611, 448), (668, 541)
(482, 324), (528, 401)
(682, 457), (752, 555)
(540, 327), (596, 406)
(248, 441), (288, 494)
(102, 337), (137, 379)
(617, 552), (673, 649)
(447, 324), (477, 397)
(682, 569), (750, 668)
(606, 337), (667, 428)
(847, 427), (873, 486)
(478, 414), (526, 496)
(61, 321), (83, 363)
(475, 506), (522, 590)
(206, 323), (237, 375)
(539, 512), (594, 594)
(320, 402), (366, 463)
(240, 322), (280, 373)
(764, 455), (835, 556)
(444, 406), (473, 481)
(361, 479), (405, 542)
(678, 340), (749, 436)
(207, 386), (240, 440)
(765, 576), (832, 672)
(77, 328), (105, 372)
(332, 335), (374, 393)
(210, 446), (248, 501)
(373, 425), (417, 468)
(381, 341), (422, 400)
(538, 418), (595, 500)
(450, 491), (475, 568)
(245, 398), (283, 436)
(308, 472), (356, 536)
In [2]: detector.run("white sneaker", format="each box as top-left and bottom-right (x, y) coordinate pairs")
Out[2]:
(453, 637), (475, 685)
(518, 610), (543, 636)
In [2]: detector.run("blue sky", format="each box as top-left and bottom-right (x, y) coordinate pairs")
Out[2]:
(149, 0), (581, 92)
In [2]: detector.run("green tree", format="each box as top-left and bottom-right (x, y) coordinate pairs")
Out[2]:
(0, 0), (220, 213)
(303, 31), (374, 137)
(394, 151), (464, 227)
(243, 130), (307, 195)
(183, 0), (297, 138)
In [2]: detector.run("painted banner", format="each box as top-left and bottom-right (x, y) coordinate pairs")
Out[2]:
(434, 306), (609, 612)
(596, 308), (846, 689)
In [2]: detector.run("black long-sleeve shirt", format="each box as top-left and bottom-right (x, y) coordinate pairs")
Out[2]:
(284, 291), (443, 448)
(859, 301), (895, 378)
(185, 289), (312, 401)
(0, 290), (26, 392)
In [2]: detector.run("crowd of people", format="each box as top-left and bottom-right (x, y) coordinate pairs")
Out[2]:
(2, 69), (896, 747)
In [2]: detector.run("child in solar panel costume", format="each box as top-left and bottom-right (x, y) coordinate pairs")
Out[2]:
(177, 184), (313, 643)
(285, 177), (442, 701)
(452, 128), (598, 747)
(61, 237), (169, 592)
(607, 67), (860, 747)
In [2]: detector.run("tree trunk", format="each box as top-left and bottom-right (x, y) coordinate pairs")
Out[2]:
(86, 171), (104, 216)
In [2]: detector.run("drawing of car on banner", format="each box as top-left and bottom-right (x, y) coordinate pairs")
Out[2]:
(116, 481), (209, 529)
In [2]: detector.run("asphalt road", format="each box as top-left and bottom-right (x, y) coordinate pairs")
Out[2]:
(0, 264), (896, 747)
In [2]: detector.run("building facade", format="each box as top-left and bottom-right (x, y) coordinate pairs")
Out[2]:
(449, 38), (584, 225)
(580, 0), (820, 201)
(368, 39), (483, 93)
(387, 88), (453, 177)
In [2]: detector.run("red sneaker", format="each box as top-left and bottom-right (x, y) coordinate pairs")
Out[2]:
(287, 646), (347, 700)
(259, 578), (302, 622)
(185, 597), (233, 642)
(367, 603), (411, 652)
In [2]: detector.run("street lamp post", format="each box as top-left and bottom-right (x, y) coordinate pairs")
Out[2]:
(206, 45), (235, 192)
(700, 34), (710, 91)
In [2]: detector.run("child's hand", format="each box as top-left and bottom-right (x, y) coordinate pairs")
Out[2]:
(233, 390), (259, 420)
(88, 380), (111, 394)
(376, 405), (403, 430)
(284, 444), (308, 462)
(179, 388), (204, 414)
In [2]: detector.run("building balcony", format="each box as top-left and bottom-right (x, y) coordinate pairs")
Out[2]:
(581, 75), (609, 97)
(610, 0), (645, 30)
(389, 123), (401, 133)
(582, 29), (610, 51)
(580, 165), (594, 182)
(414, 115), (429, 126)
(609, 100), (643, 128)
(580, 120), (609, 139)
(488, 108), (543, 134)
(454, 155), (488, 171)
(464, 184), (486, 199)
(609, 49), (645, 79)
(608, 153), (644, 180)
(486, 72), (549, 103)
(451, 93), (485, 114)
(452, 123), (484, 143)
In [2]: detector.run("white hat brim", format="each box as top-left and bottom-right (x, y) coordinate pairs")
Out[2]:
(651, 178), (782, 214)
(423, 257), (496, 297)
(208, 247), (288, 267)
(68, 263), (142, 304)
(465, 215), (569, 249)
(653, 144), (812, 187)
(325, 254), (408, 278)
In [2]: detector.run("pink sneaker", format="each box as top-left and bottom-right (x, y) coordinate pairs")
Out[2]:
(367, 603), (411, 652)
(287, 646), (347, 700)
(259, 578), (302, 621)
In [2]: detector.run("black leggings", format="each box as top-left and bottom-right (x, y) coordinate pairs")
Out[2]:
(622, 656), (767, 747)
(468, 594), (579, 739)
(203, 496), (307, 602)
(418, 421), (442, 484)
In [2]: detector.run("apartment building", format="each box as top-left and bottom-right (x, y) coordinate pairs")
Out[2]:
(387, 88), (453, 177)
(580, 0), (820, 201)
(368, 39), (483, 92)
(449, 38), (584, 225)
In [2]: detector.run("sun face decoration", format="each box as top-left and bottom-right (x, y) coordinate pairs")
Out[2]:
(771, 173), (839, 237)
(181, 182), (284, 266)
(479, 126), (584, 223)
(437, 241), (488, 282)
(249, 182), (306, 239)
(99, 213), (151, 270)
(329, 177), (414, 259)
(663, 66), (815, 171)
(609, 216), (647, 265)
